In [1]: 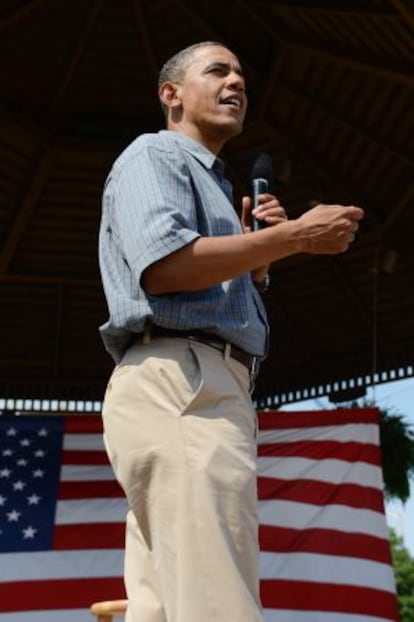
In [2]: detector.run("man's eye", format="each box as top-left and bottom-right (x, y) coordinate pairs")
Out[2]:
(209, 66), (227, 75)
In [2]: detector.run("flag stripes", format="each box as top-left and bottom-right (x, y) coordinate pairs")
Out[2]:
(0, 408), (398, 622)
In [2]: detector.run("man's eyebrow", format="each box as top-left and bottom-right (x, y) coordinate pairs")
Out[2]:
(203, 61), (244, 76)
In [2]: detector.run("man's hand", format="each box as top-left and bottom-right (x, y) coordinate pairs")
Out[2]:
(241, 193), (287, 283)
(295, 204), (364, 254)
(241, 194), (287, 233)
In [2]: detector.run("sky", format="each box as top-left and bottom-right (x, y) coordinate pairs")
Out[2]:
(280, 376), (414, 557)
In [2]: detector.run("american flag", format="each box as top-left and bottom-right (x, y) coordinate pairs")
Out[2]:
(0, 408), (398, 622)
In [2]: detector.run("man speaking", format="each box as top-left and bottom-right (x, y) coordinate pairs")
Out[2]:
(98, 41), (364, 622)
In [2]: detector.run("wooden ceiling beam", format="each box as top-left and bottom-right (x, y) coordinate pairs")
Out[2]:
(237, 0), (283, 43)
(0, 148), (56, 274)
(170, 0), (257, 77)
(51, 0), (105, 109)
(253, 0), (398, 18)
(256, 47), (286, 120)
(279, 78), (414, 168)
(381, 182), (414, 234)
(129, 0), (159, 83)
(269, 295), (319, 364)
(285, 36), (414, 86)
(390, 0), (414, 30)
(249, 118), (381, 232)
(328, 257), (374, 332)
(0, 273), (98, 287)
(239, 3), (414, 86)
(254, 119), (353, 204)
(0, 0), (44, 31)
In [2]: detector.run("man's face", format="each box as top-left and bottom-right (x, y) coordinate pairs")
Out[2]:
(173, 45), (247, 148)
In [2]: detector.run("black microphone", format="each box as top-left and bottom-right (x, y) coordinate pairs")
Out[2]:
(247, 152), (273, 231)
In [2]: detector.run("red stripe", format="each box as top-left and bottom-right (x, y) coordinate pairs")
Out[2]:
(258, 440), (380, 465)
(58, 480), (124, 499)
(259, 525), (393, 564)
(260, 579), (398, 619)
(258, 408), (379, 430)
(64, 416), (103, 434)
(1, 577), (125, 612)
(53, 523), (125, 550)
(62, 450), (110, 465)
(258, 476), (384, 511)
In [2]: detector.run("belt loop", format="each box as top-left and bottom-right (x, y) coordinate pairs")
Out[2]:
(250, 357), (259, 393)
(224, 342), (231, 361)
(143, 321), (152, 345)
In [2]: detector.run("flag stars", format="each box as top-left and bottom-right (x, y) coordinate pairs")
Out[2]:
(20, 438), (31, 447)
(0, 468), (12, 478)
(2, 449), (13, 457)
(38, 428), (48, 437)
(22, 526), (37, 539)
(0, 495), (7, 506)
(32, 469), (45, 478)
(13, 480), (26, 491)
(6, 427), (17, 436)
(7, 509), (21, 522)
(17, 458), (28, 466)
(27, 493), (41, 505)
(34, 449), (46, 458)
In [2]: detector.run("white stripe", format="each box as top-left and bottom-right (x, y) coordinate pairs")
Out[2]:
(63, 434), (104, 451)
(56, 498), (128, 524)
(60, 465), (116, 481)
(258, 423), (378, 445)
(260, 551), (395, 592)
(0, 549), (124, 581)
(258, 499), (389, 539)
(0, 610), (95, 622)
(0, 611), (393, 622)
(258, 457), (383, 489)
(263, 609), (394, 622)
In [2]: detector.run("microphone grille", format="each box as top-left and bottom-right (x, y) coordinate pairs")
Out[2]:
(247, 152), (273, 183)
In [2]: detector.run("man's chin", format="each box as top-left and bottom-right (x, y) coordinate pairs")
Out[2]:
(216, 119), (244, 140)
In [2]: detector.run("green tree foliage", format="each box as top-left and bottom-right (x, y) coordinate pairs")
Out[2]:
(345, 401), (414, 502)
(390, 530), (414, 622)
(379, 409), (414, 502)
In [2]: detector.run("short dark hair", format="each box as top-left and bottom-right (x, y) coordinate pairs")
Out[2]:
(158, 41), (227, 118)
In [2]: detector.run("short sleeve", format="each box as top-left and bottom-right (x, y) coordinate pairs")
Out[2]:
(111, 145), (201, 279)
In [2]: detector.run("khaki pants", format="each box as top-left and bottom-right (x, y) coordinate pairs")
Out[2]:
(102, 337), (263, 622)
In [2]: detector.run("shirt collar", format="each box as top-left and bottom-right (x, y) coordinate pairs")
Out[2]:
(159, 130), (222, 171)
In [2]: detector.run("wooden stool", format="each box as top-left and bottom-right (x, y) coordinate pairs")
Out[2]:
(90, 599), (128, 622)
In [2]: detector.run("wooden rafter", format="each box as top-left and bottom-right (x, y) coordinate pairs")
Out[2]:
(129, 0), (159, 82)
(51, 0), (105, 108)
(253, 0), (398, 18)
(328, 257), (374, 332)
(0, 0), (44, 31)
(170, 0), (257, 76)
(285, 35), (414, 86)
(0, 274), (98, 286)
(255, 119), (353, 204)
(0, 147), (56, 274)
(52, 284), (64, 384)
(239, 3), (414, 86)
(268, 295), (319, 364)
(381, 182), (414, 233)
(256, 46), (286, 120)
(279, 78), (414, 168)
(390, 0), (414, 30)
(237, 0), (283, 43)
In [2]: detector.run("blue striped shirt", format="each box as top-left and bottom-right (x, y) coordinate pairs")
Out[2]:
(99, 130), (268, 363)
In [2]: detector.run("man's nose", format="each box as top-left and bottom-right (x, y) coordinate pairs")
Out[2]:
(227, 72), (245, 91)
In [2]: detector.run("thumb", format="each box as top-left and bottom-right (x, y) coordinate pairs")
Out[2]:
(241, 196), (252, 229)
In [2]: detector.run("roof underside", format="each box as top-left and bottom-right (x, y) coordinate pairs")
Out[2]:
(1, 0), (414, 410)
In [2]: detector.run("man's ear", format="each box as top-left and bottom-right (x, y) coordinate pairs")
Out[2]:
(159, 81), (182, 111)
